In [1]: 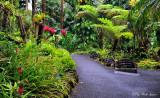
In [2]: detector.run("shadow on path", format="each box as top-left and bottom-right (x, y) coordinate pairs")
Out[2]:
(70, 54), (160, 98)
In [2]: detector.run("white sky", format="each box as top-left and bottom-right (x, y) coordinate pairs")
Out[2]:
(28, 2), (32, 10)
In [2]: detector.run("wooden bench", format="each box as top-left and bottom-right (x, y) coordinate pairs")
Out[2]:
(115, 59), (137, 73)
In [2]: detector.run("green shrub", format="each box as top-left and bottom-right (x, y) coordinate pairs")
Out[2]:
(0, 40), (76, 97)
(97, 49), (109, 58)
(138, 59), (160, 70)
(40, 42), (56, 56)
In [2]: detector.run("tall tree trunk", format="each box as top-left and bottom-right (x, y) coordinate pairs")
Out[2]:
(37, 23), (44, 44)
(99, 29), (104, 49)
(156, 29), (160, 46)
(32, 0), (37, 18)
(32, 0), (37, 35)
(2, 9), (9, 31)
(61, 0), (64, 29)
(16, 16), (26, 42)
(133, 32), (136, 49)
(0, 5), (2, 30)
(42, 0), (46, 23)
(25, 0), (28, 10)
(112, 39), (118, 51)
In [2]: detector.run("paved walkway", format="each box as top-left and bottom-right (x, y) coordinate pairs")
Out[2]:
(70, 54), (160, 98)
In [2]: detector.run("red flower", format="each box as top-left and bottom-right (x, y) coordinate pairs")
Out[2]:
(17, 67), (23, 76)
(49, 28), (57, 34)
(44, 26), (57, 34)
(43, 26), (50, 31)
(17, 85), (24, 95)
(61, 29), (67, 36)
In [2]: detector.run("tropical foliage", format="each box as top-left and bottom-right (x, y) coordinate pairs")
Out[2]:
(0, 0), (160, 97)
(76, 4), (133, 51)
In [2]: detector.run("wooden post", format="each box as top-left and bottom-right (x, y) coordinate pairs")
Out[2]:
(16, 16), (26, 42)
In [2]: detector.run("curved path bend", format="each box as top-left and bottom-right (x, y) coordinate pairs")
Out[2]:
(70, 54), (160, 98)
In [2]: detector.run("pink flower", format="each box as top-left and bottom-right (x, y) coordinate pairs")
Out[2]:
(17, 67), (23, 76)
(61, 29), (67, 36)
(17, 85), (24, 95)
(49, 28), (57, 34)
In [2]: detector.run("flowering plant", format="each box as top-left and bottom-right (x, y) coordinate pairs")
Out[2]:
(43, 26), (68, 37)
(17, 67), (23, 76)
(33, 13), (45, 23)
(43, 25), (57, 35)
(17, 85), (24, 95)
(61, 29), (67, 36)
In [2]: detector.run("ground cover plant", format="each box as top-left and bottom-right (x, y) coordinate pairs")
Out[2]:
(0, 35), (77, 97)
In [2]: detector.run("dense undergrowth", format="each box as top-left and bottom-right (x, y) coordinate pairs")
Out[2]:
(0, 35), (77, 97)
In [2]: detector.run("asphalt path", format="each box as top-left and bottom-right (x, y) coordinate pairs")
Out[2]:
(70, 54), (160, 98)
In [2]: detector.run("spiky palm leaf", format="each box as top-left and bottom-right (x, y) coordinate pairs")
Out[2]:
(129, 0), (160, 34)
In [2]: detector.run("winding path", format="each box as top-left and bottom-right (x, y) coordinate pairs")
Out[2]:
(70, 54), (160, 98)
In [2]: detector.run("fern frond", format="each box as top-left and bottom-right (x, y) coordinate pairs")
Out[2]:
(97, 4), (113, 10)
(76, 11), (99, 22)
(120, 32), (134, 39)
(98, 18), (113, 26)
(112, 15), (128, 25)
(98, 8), (129, 19)
(78, 5), (98, 16)
(92, 24), (127, 38)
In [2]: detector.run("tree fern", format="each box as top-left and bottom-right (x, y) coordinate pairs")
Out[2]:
(76, 11), (99, 23)
(112, 15), (128, 25)
(98, 18), (113, 26)
(76, 4), (131, 49)
(97, 4), (113, 10)
(78, 5), (98, 16)
(120, 32), (134, 39)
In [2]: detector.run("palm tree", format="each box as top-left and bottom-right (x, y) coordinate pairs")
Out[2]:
(128, 0), (160, 47)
